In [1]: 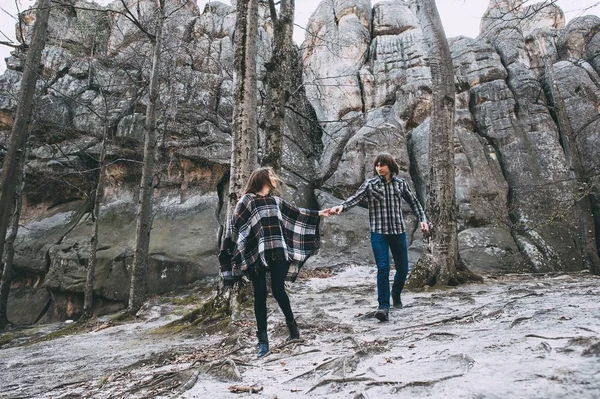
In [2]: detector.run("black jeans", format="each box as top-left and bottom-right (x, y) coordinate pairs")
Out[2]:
(251, 259), (294, 331)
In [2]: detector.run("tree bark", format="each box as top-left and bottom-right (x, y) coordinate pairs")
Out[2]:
(228, 0), (259, 217)
(407, 0), (476, 287)
(128, 0), (165, 315)
(262, 0), (295, 171)
(0, 0), (51, 274)
(541, 56), (600, 276)
(0, 152), (26, 330)
(222, 0), (260, 318)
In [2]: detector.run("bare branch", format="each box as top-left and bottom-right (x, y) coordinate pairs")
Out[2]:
(268, 0), (278, 26)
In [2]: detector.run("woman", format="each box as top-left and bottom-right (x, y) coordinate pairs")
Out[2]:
(218, 167), (329, 357)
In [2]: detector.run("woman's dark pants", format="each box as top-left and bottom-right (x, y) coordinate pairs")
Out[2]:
(251, 260), (294, 331)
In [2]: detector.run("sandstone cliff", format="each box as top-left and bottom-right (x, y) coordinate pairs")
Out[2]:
(0, 0), (598, 323)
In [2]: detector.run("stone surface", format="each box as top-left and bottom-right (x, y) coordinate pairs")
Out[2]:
(458, 227), (523, 274)
(6, 284), (50, 325)
(558, 15), (600, 60)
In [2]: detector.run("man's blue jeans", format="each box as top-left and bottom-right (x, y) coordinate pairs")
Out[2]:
(370, 232), (409, 310)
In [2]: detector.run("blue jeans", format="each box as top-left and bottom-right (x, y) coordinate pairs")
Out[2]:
(370, 232), (409, 309)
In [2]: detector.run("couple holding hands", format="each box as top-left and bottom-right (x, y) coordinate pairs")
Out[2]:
(218, 153), (429, 357)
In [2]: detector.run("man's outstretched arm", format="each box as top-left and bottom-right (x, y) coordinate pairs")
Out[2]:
(331, 180), (370, 215)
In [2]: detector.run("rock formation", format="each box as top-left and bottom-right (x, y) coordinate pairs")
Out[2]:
(0, 0), (598, 323)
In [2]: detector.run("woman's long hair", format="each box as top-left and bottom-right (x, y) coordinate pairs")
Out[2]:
(373, 152), (400, 176)
(243, 167), (283, 194)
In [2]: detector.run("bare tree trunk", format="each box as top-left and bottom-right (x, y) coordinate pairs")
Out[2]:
(228, 0), (259, 217)
(0, 153), (26, 330)
(261, 0), (295, 171)
(223, 0), (260, 318)
(541, 56), (600, 276)
(0, 0), (51, 270)
(407, 0), (478, 288)
(128, 0), (165, 315)
(83, 121), (109, 319)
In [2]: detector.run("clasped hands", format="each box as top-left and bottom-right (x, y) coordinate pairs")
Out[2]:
(317, 205), (343, 217)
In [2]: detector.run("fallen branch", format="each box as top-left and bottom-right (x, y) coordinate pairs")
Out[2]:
(92, 321), (114, 332)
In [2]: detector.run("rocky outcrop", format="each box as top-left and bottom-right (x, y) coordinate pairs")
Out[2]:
(303, 0), (599, 274)
(0, 0), (319, 322)
(1, 0), (599, 323)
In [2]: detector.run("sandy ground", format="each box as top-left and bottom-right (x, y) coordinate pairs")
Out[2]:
(1, 266), (599, 399)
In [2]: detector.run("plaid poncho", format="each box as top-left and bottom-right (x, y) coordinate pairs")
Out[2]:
(218, 194), (320, 282)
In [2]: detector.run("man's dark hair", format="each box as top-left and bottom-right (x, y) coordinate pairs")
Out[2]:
(373, 153), (400, 176)
(244, 166), (282, 194)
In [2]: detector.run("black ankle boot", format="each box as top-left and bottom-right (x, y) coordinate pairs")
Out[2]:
(286, 319), (300, 341)
(256, 330), (269, 358)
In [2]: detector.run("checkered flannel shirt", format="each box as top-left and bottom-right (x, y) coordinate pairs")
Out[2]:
(340, 176), (426, 234)
(219, 194), (320, 283)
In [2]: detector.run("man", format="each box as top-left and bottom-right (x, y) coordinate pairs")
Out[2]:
(330, 153), (428, 321)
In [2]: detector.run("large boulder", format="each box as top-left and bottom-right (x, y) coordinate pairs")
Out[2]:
(458, 227), (523, 274)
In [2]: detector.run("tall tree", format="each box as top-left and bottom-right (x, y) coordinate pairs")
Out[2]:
(261, 0), (295, 171)
(82, 92), (110, 319)
(407, 0), (477, 287)
(0, 152), (26, 329)
(128, 0), (166, 315)
(0, 0), (51, 279)
(227, 0), (259, 217)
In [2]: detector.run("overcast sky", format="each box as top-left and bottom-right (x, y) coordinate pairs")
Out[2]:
(1, 0), (599, 73)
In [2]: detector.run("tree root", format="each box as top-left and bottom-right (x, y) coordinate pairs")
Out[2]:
(228, 384), (263, 393)
(46, 379), (87, 393)
(510, 309), (553, 328)
(406, 252), (482, 289)
(263, 348), (321, 364)
(307, 377), (375, 393)
(355, 310), (377, 320)
(112, 369), (198, 399)
(271, 338), (305, 351)
(169, 369), (201, 398)
(525, 334), (575, 340)
(200, 358), (242, 381)
(284, 354), (357, 382)
(163, 283), (254, 334)
(365, 372), (465, 391)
